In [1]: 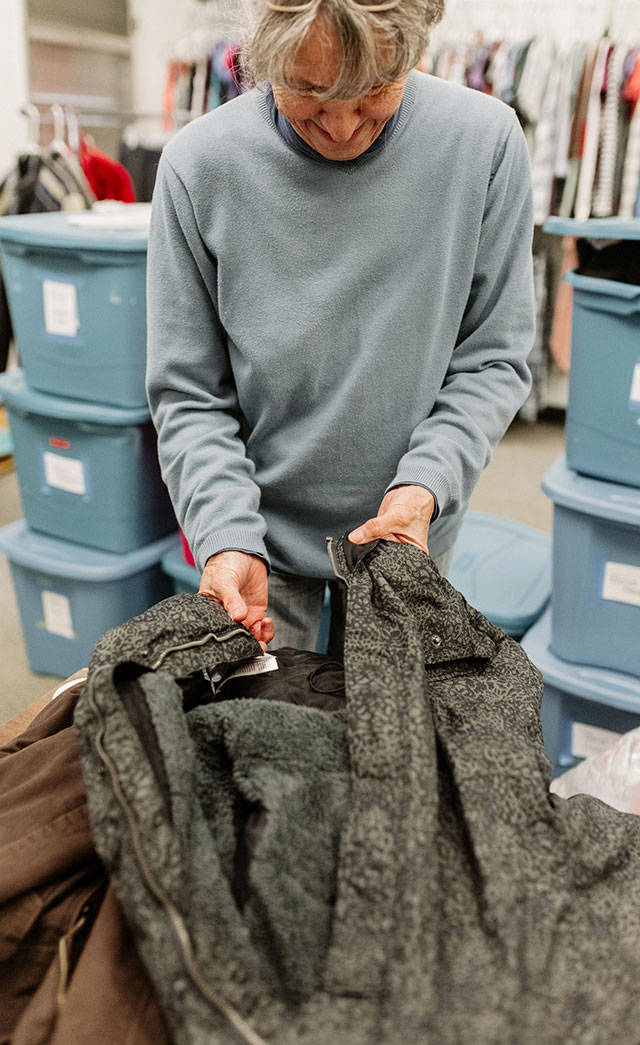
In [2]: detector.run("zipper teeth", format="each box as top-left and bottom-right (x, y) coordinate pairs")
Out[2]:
(87, 671), (269, 1045)
(326, 537), (349, 585)
(150, 628), (252, 670)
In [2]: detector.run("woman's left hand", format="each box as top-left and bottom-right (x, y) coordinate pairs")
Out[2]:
(348, 484), (435, 554)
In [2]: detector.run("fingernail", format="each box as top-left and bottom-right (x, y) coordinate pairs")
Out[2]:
(350, 529), (364, 542)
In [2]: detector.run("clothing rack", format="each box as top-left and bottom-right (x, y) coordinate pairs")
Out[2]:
(23, 105), (191, 133)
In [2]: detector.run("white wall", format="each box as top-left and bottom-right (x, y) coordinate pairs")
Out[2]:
(128, 0), (241, 121)
(0, 0), (29, 176)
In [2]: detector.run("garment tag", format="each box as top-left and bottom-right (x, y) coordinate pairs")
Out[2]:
(602, 561), (640, 608)
(42, 279), (79, 337)
(571, 721), (621, 761)
(212, 654), (279, 695)
(41, 590), (75, 639)
(43, 451), (86, 495)
(630, 363), (640, 405)
(224, 654), (279, 681)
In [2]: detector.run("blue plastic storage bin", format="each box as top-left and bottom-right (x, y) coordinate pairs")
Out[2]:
(543, 216), (640, 488)
(0, 521), (176, 677)
(542, 456), (640, 678)
(521, 605), (640, 777)
(162, 543), (200, 594)
(161, 541), (333, 654)
(0, 210), (148, 409)
(448, 512), (551, 637)
(0, 370), (175, 554)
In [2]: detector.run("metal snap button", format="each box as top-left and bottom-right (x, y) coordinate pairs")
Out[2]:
(431, 635), (443, 648)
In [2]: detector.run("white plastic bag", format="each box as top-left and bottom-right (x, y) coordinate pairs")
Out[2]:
(550, 726), (640, 814)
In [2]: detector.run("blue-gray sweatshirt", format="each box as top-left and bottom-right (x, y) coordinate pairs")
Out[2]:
(146, 69), (535, 577)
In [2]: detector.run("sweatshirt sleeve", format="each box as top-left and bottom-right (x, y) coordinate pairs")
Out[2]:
(146, 155), (269, 572)
(386, 111), (535, 522)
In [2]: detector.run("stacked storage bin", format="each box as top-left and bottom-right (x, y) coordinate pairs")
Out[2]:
(0, 210), (177, 677)
(522, 217), (640, 777)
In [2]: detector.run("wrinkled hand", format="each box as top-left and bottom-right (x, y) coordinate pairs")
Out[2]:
(348, 485), (435, 554)
(199, 551), (274, 651)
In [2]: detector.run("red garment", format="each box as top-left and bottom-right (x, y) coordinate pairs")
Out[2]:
(79, 137), (136, 203)
(623, 53), (640, 113)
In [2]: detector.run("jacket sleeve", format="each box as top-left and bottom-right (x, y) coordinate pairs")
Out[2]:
(146, 155), (269, 572)
(386, 112), (535, 522)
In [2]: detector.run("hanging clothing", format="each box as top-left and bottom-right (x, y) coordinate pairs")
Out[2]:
(531, 50), (564, 225)
(79, 136), (136, 203)
(592, 44), (627, 217)
(574, 39), (613, 221)
(118, 132), (165, 203)
(619, 53), (640, 217)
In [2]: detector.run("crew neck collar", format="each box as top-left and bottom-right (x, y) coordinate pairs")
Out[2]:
(257, 69), (418, 167)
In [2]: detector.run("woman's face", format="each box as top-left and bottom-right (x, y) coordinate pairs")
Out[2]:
(272, 17), (408, 161)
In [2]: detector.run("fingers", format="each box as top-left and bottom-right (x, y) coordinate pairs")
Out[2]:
(249, 617), (275, 651)
(349, 517), (384, 544)
(199, 579), (248, 623)
(256, 617), (275, 646)
(349, 516), (430, 554)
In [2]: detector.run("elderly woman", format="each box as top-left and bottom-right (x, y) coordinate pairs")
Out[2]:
(146, 0), (535, 654)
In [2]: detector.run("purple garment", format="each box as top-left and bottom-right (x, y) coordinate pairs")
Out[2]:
(468, 46), (490, 92)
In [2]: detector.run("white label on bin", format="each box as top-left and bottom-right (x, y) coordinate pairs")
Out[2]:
(42, 279), (79, 337)
(602, 561), (640, 608)
(41, 591), (75, 639)
(43, 451), (86, 496)
(571, 722), (621, 761)
(631, 363), (640, 404)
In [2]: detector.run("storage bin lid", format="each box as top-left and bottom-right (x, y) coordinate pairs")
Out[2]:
(0, 520), (178, 581)
(447, 512), (551, 635)
(542, 456), (640, 527)
(0, 371), (150, 425)
(0, 209), (149, 252)
(521, 606), (640, 713)
(162, 542), (201, 586)
(564, 269), (640, 300)
(544, 216), (640, 240)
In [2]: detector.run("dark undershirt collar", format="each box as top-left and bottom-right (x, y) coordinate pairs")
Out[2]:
(265, 83), (405, 166)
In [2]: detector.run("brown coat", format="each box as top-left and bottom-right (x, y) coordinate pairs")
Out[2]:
(0, 675), (170, 1045)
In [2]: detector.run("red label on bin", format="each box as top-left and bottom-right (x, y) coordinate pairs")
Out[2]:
(49, 437), (70, 450)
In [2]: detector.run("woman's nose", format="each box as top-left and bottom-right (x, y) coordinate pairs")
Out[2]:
(317, 102), (363, 142)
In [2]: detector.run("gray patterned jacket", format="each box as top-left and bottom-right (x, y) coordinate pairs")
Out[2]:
(75, 537), (640, 1045)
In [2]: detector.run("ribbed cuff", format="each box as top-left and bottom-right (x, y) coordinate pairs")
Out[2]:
(195, 529), (271, 575)
(385, 468), (454, 524)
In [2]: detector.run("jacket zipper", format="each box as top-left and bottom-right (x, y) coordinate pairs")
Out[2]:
(150, 627), (252, 670)
(87, 636), (269, 1045)
(326, 537), (348, 585)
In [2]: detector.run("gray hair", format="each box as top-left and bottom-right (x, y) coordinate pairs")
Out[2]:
(237, 0), (445, 101)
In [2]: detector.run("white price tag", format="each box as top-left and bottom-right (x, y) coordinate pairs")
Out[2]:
(41, 591), (75, 639)
(43, 451), (86, 496)
(42, 279), (79, 337)
(571, 722), (621, 761)
(224, 654), (279, 681)
(602, 561), (640, 609)
(630, 363), (640, 405)
(214, 654), (279, 694)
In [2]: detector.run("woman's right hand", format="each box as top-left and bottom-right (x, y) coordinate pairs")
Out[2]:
(199, 551), (274, 651)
